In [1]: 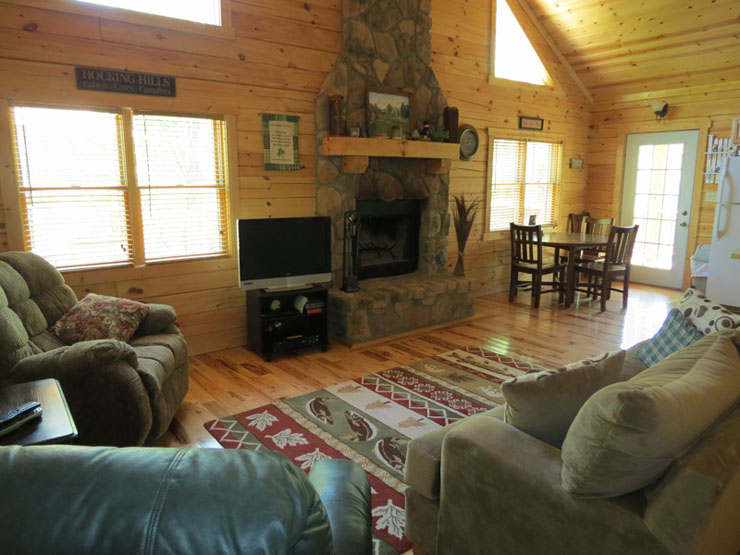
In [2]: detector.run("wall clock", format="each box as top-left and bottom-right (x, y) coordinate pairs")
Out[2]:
(458, 125), (479, 161)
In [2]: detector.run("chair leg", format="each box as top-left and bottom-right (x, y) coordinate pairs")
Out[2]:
(623, 270), (630, 309)
(509, 267), (517, 302)
(558, 269), (565, 304)
(532, 274), (542, 309)
(600, 278), (608, 311)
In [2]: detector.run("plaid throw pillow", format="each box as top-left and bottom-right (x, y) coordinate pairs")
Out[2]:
(636, 309), (704, 366)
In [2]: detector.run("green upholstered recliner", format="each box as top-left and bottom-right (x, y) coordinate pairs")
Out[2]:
(0, 251), (188, 446)
(0, 445), (373, 555)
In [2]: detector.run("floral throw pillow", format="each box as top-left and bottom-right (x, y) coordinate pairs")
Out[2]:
(51, 293), (149, 344)
(675, 286), (740, 335)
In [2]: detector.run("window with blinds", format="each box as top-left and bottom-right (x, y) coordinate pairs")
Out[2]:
(10, 106), (229, 270)
(133, 115), (228, 262)
(488, 137), (562, 232)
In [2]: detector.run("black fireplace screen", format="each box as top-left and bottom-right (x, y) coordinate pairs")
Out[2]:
(356, 199), (421, 280)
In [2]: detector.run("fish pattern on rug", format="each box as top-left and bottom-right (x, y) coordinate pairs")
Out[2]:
(205, 347), (545, 554)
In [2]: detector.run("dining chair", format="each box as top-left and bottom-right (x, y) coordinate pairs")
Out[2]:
(574, 225), (639, 311)
(566, 212), (590, 233)
(578, 217), (615, 262)
(509, 223), (565, 308)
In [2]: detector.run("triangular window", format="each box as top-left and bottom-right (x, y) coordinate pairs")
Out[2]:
(494, 0), (549, 86)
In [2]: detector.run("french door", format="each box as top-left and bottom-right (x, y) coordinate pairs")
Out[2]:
(620, 130), (699, 289)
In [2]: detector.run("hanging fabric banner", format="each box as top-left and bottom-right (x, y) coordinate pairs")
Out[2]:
(262, 114), (300, 171)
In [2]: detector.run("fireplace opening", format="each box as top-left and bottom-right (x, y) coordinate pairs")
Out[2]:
(357, 199), (421, 280)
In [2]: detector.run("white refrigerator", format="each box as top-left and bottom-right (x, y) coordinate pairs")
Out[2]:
(707, 156), (740, 307)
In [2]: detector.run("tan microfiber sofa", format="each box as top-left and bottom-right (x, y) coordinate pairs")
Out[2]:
(404, 329), (740, 555)
(0, 251), (188, 446)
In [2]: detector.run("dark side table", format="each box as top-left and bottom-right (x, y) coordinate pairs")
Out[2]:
(0, 378), (77, 446)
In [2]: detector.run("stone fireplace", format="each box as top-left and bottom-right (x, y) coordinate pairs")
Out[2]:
(357, 199), (420, 279)
(315, 0), (473, 343)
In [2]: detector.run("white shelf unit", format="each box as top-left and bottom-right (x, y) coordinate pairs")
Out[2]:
(704, 134), (740, 184)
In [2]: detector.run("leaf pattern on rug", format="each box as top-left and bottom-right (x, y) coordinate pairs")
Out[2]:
(295, 448), (331, 470)
(267, 428), (309, 449)
(446, 372), (476, 383)
(246, 410), (279, 431)
(479, 385), (501, 397)
(398, 417), (424, 428)
(338, 384), (362, 393)
(373, 499), (406, 540)
(422, 363), (445, 373)
(366, 400), (390, 410)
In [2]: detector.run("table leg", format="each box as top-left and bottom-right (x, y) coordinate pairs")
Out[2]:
(565, 246), (576, 308)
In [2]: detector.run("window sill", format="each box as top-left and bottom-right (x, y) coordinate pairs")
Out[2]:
(484, 223), (556, 242)
(488, 75), (560, 95)
(20, 0), (235, 39)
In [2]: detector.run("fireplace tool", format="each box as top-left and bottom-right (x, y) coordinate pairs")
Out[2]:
(342, 210), (361, 292)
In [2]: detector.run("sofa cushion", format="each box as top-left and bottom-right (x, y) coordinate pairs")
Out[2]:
(676, 286), (740, 334)
(51, 294), (149, 344)
(501, 350), (625, 446)
(561, 335), (740, 498)
(636, 309), (704, 366)
(404, 405), (505, 501)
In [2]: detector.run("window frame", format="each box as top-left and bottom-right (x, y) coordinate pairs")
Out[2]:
(489, 0), (563, 94)
(17, 0), (234, 39)
(484, 128), (565, 241)
(6, 102), (235, 271)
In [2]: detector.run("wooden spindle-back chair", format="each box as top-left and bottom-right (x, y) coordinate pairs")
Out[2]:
(575, 225), (639, 311)
(509, 223), (565, 308)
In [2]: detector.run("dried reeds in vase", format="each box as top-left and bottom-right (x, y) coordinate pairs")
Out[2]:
(452, 193), (479, 277)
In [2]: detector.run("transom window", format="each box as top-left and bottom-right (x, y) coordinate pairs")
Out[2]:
(10, 105), (229, 270)
(493, 0), (549, 86)
(76, 0), (222, 26)
(487, 136), (562, 232)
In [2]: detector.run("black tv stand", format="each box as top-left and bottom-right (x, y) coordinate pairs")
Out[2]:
(246, 284), (329, 361)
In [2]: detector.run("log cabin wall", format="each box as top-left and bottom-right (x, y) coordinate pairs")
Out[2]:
(587, 90), (740, 288)
(0, 0), (590, 355)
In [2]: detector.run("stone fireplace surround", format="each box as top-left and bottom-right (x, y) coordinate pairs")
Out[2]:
(315, 0), (473, 343)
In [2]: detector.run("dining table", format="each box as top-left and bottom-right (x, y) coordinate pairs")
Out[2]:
(542, 231), (609, 308)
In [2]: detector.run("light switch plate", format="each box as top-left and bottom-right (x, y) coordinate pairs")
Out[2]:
(705, 191), (719, 203)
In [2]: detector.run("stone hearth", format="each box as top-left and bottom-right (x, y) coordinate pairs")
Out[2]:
(315, 0), (473, 344)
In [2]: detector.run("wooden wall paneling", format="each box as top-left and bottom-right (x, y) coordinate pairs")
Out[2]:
(0, 0), (593, 354)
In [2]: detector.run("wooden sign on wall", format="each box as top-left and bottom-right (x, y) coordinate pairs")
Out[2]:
(75, 67), (176, 97)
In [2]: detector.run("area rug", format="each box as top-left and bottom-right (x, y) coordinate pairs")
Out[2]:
(205, 347), (544, 554)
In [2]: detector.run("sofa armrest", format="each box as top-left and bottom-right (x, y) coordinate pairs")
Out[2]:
(8, 340), (151, 446)
(436, 414), (666, 555)
(0, 446), (335, 555)
(308, 459), (372, 555)
(137, 303), (178, 336)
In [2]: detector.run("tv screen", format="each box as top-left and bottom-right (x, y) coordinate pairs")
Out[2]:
(237, 217), (332, 290)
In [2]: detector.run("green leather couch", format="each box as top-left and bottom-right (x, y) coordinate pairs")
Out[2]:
(0, 444), (372, 554)
(0, 251), (188, 446)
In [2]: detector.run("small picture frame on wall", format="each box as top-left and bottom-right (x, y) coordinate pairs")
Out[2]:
(731, 118), (740, 146)
(519, 116), (544, 131)
(367, 89), (412, 138)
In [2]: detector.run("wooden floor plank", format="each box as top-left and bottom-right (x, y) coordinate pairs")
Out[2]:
(157, 284), (678, 448)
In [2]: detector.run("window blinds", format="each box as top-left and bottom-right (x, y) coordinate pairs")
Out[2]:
(10, 106), (230, 270)
(489, 137), (562, 232)
(11, 107), (133, 269)
(132, 115), (229, 262)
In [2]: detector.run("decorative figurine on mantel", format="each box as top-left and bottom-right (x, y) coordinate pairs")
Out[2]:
(419, 121), (432, 141)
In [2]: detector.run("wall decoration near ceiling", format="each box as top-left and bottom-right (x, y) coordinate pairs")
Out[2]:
(262, 114), (300, 171)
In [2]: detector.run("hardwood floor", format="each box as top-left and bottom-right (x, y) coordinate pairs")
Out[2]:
(157, 283), (678, 448)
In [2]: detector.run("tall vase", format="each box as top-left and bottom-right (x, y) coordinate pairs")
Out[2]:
(453, 251), (465, 277)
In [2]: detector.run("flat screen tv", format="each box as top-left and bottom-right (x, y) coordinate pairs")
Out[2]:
(237, 217), (332, 291)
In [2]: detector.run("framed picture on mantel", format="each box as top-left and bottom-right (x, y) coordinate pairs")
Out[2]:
(367, 89), (412, 139)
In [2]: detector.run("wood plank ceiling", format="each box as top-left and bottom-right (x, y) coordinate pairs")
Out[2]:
(525, 0), (740, 103)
